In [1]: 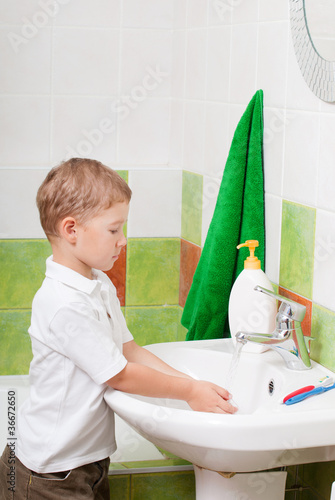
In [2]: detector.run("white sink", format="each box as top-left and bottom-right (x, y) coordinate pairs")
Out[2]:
(104, 339), (335, 499)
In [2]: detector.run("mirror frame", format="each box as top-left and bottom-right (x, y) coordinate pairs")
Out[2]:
(290, 0), (335, 102)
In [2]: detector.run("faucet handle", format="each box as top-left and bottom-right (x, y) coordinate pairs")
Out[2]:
(254, 285), (306, 322)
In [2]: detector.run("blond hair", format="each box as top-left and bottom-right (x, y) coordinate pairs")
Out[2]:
(37, 158), (132, 238)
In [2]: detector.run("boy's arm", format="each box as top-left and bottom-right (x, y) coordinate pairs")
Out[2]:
(106, 341), (237, 414)
(122, 340), (193, 379)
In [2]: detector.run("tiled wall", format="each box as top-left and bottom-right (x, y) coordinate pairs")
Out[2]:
(169, 2), (335, 499)
(0, 230), (186, 376)
(0, 0), (182, 375)
(108, 468), (195, 500)
(1, 1), (335, 499)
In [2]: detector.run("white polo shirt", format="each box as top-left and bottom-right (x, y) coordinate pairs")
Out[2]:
(17, 256), (133, 473)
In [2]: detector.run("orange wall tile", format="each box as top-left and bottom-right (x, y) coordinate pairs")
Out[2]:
(105, 245), (127, 306)
(278, 287), (312, 337)
(179, 239), (201, 308)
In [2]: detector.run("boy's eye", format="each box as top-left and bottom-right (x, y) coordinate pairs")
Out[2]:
(110, 229), (118, 234)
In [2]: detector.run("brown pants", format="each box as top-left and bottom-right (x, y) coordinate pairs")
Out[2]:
(0, 445), (110, 500)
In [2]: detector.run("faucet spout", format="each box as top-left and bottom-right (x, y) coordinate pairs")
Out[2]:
(236, 329), (290, 346)
(235, 286), (312, 371)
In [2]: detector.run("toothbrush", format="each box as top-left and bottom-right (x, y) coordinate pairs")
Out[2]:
(282, 376), (333, 404)
(284, 381), (335, 405)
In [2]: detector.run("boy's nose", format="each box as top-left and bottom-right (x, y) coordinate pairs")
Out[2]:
(117, 233), (127, 248)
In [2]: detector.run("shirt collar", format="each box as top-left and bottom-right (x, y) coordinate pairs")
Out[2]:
(45, 256), (101, 295)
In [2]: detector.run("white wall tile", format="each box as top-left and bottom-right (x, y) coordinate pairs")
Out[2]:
(264, 193), (281, 284)
(227, 103), (245, 146)
(127, 169), (182, 237)
(208, 0), (232, 26)
(118, 98), (170, 164)
(282, 112), (319, 206)
(0, 168), (47, 238)
(171, 30), (186, 99)
(185, 28), (207, 100)
(53, 27), (119, 95)
(55, 0), (121, 27)
(256, 22), (289, 108)
(173, 0), (187, 29)
(120, 30), (172, 97)
(183, 101), (205, 174)
(204, 102), (229, 177)
(0, 0), (53, 25)
(262, 107), (285, 197)
(319, 98), (335, 114)
(123, 0), (173, 29)
(286, 37), (321, 112)
(318, 113), (335, 212)
(230, 24), (258, 104)
(0, 26), (51, 94)
(259, 0), (288, 22)
(206, 26), (231, 102)
(232, 0), (259, 24)
(186, 0), (208, 28)
(313, 210), (335, 311)
(0, 96), (50, 166)
(52, 96), (117, 165)
(169, 99), (184, 167)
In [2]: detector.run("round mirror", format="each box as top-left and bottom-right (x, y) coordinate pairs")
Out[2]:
(304, 0), (335, 61)
(290, 0), (335, 102)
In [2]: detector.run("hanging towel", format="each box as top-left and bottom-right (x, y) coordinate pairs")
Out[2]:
(182, 89), (265, 341)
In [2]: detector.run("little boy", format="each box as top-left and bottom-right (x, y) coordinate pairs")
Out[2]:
(0, 158), (236, 499)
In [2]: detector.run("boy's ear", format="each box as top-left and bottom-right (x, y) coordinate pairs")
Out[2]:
(59, 217), (78, 243)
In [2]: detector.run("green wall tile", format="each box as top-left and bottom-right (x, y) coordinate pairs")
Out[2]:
(0, 310), (32, 375)
(131, 471), (195, 500)
(279, 201), (316, 299)
(121, 458), (190, 469)
(126, 239), (180, 306)
(177, 306), (188, 341)
(125, 306), (181, 345)
(181, 171), (203, 246)
(0, 239), (51, 309)
(311, 304), (335, 371)
(116, 170), (129, 183)
(116, 170), (129, 237)
(152, 447), (192, 465)
(109, 474), (131, 500)
(109, 463), (128, 471)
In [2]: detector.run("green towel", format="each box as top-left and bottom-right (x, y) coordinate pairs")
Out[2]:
(182, 89), (265, 341)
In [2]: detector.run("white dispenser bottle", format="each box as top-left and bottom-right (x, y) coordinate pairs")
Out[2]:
(228, 240), (277, 353)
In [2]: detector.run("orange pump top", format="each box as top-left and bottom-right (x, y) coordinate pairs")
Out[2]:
(236, 240), (261, 270)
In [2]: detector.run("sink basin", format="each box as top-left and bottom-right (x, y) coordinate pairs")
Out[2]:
(104, 339), (335, 473)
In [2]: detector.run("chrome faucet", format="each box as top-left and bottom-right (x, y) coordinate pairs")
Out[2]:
(235, 286), (312, 370)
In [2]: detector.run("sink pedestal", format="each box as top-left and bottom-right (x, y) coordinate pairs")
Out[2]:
(193, 466), (287, 500)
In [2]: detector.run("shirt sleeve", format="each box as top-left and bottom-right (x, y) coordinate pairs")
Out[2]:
(115, 310), (133, 345)
(98, 271), (133, 344)
(49, 303), (128, 385)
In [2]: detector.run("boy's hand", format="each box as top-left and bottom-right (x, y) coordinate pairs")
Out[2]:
(187, 380), (237, 414)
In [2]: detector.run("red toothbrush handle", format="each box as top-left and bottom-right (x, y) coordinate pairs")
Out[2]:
(283, 385), (315, 403)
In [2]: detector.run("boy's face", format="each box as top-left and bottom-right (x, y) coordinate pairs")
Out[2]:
(74, 201), (129, 276)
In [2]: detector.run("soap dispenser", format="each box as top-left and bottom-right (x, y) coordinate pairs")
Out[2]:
(228, 240), (277, 353)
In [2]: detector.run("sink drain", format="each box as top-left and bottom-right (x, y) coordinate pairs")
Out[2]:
(268, 379), (275, 395)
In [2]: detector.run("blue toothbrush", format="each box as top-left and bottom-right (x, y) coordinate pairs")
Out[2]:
(284, 382), (335, 405)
